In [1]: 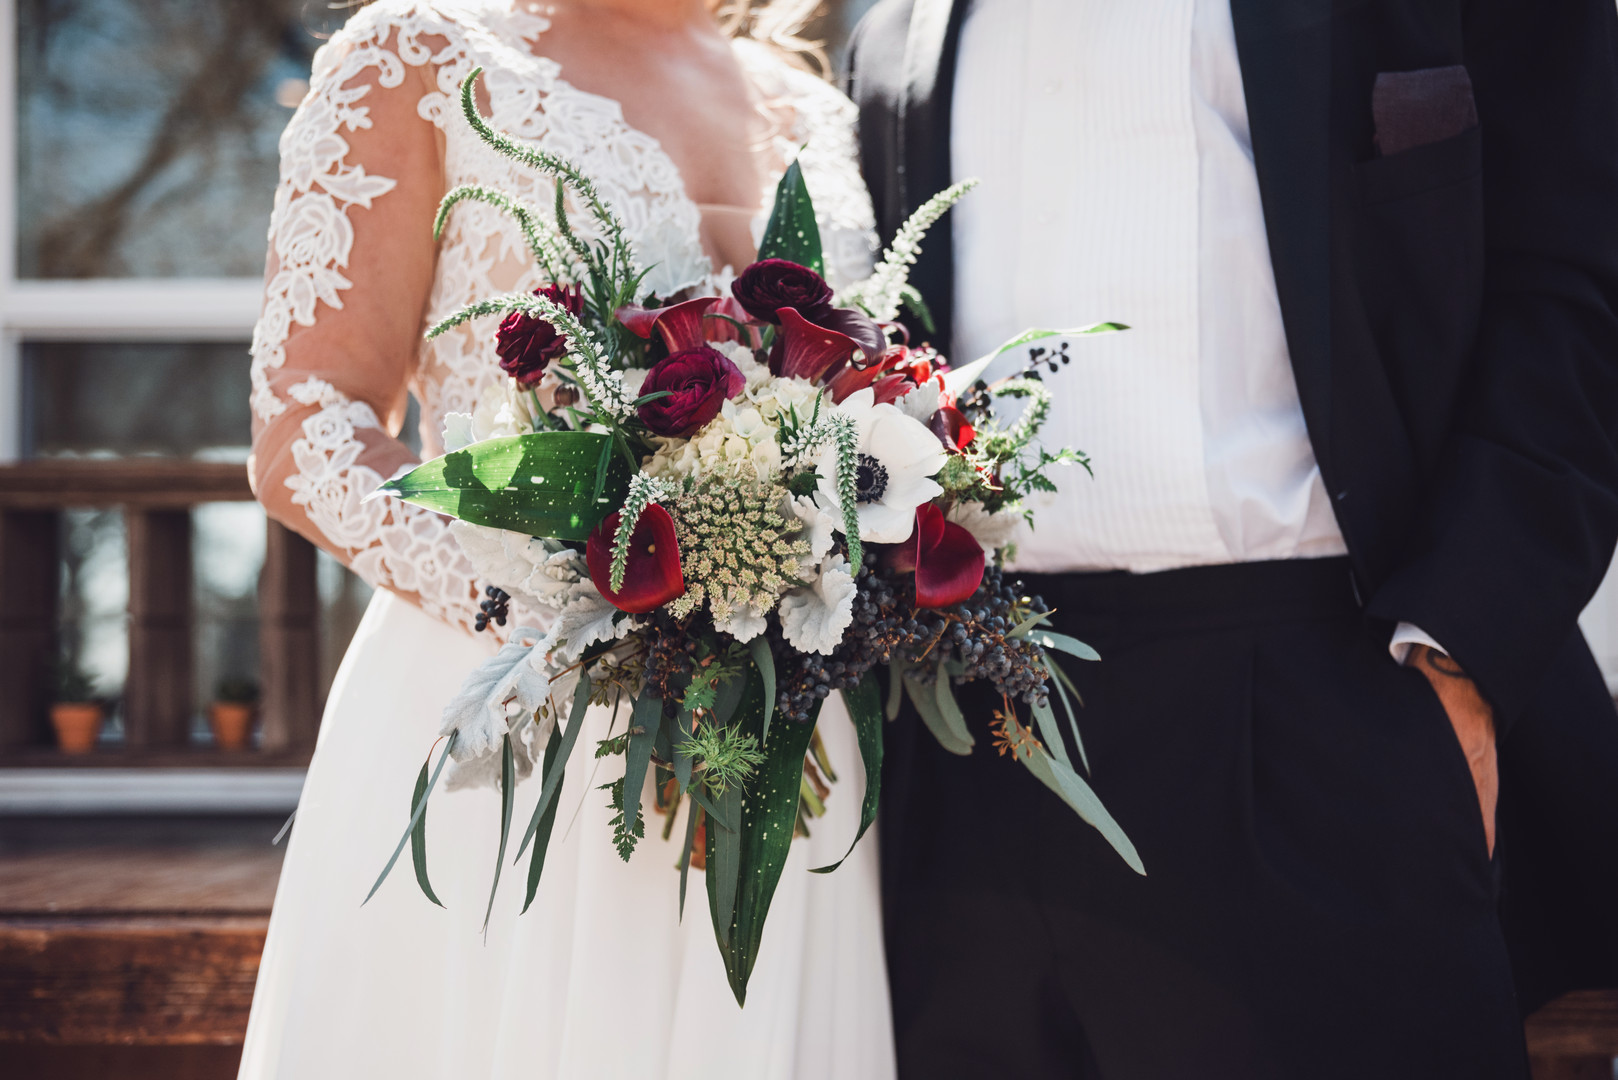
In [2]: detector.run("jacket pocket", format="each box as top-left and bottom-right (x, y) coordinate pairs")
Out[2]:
(1356, 125), (1482, 206)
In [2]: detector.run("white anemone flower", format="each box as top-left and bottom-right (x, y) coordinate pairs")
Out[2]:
(779, 555), (858, 655)
(815, 387), (946, 544)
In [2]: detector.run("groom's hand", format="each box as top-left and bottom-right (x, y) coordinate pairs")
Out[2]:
(1411, 644), (1498, 856)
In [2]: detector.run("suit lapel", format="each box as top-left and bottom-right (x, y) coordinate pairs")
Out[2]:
(1229, 0), (1336, 466)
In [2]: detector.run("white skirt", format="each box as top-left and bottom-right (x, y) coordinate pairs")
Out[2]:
(239, 590), (896, 1079)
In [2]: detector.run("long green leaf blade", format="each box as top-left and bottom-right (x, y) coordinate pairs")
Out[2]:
(481, 733), (517, 933)
(1029, 694), (1071, 769)
(709, 783), (742, 947)
(380, 432), (632, 541)
(1027, 628), (1102, 662)
(942, 323), (1129, 396)
(748, 637), (776, 746)
(365, 732), (457, 905)
(756, 160), (823, 274)
(1018, 733), (1145, 876)
(619, 695), (661, 858)
(678, 795), (700, 921)
(1045, 652), (1090, 773)
(811, 677), (883, 874)
(515, 673), (593, 860)
(409, 759), (444, 908)
(521, 722), (566, 915)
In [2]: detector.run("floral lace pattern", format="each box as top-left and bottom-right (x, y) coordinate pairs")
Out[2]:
(250, 0), (878, 636)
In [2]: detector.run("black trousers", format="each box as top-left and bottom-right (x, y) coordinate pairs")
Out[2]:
(880, 558), (1528, 1080)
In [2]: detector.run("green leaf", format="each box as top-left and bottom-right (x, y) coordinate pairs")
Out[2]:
(885, 660), (908, 722)
(903, 667), (974, 756)
(521, 722), (566, 914)
(897, 283), (936, 334)
(617, 695), (661, 860)
(1007, 609), (1054, 640)
(811, 677), (883, 874)
(678, 795), (700, 921)
(1046, 652), (1090, 773)
(748, 637), (776, 746)
(409, 758), (444, 908)
(942, 323), (1130, 397)
(1027, 629), (1102, 662)
(380, 431), (632, 541)
(673, 718), (694, 794)
(1029, 694), (1070, 770)
(705, 672), (822, 1004)
(515, 673), (593, 861)
(1016, 731), (1145, 876)
(756, 160), (823, 275)
(481, 733), (517, 933)
(687, 782), (735, 832)
(709, 782), (742, 946)
(366, 732), (457, 905)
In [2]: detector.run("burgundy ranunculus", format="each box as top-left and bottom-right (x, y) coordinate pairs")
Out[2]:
(495, 284), (583, 387)
(731, 259), (835, 324)
(586, 504), (684, 613)
(908, 504), (986, 609)
(636, 346), (746, 437)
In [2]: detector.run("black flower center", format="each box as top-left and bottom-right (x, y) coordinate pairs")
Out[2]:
(854, 453), (888, 503)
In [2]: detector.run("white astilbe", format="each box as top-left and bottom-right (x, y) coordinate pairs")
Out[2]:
(843, 179), (980, 321)
(779, 555), (858, 655)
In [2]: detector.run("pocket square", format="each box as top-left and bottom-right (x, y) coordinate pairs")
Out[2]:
(1373, 66), (1478, 156)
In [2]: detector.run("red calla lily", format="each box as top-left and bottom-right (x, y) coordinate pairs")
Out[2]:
(586, 504), (685, 613)
(929, 405), (976, 450)
(911, 503), (986, 609)
(769, 304), (888, 383)
(615, 296), (720, 353)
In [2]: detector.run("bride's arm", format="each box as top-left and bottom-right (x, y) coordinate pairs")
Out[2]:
(248, 35), (485, 637)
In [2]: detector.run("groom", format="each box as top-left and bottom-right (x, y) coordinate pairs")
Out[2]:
(849, 1), (1618, 1077)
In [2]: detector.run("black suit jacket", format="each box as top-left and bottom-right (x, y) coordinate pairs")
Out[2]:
(849, 0), (1618, 1012)
(848, 0), (1618, 731)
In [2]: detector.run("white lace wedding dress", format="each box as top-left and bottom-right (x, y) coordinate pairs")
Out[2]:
(240, 3), (893, 1077)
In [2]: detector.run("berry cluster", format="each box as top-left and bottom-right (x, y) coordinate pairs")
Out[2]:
(638, 611), (698, 701)
(774, 558), (1054, 724)
(473, 585), (510, 633)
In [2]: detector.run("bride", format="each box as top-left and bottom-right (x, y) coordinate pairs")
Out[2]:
(242, 1), (893, 1076)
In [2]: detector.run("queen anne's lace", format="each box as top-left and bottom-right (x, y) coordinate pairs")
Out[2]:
(250, 0), (877, 636)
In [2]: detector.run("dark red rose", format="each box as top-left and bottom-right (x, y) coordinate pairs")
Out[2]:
(636, 346), (746, 437)
(731, 259), (835, 324)
(496, 284), (583, 387)
(909, 504), (985, 608)
(587, 504), (685, 613)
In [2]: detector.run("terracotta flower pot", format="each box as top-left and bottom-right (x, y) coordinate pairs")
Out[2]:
(50, 702), (103, 755)
(209, 702), (255, 752)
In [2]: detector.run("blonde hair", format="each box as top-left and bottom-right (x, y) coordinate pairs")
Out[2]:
(716, 1), (829, 73)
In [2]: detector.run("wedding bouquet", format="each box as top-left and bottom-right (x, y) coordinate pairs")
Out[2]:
(368, 69), (1142, 1004)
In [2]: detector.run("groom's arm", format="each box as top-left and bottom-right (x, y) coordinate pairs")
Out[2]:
(1366, 0), (1618, 731)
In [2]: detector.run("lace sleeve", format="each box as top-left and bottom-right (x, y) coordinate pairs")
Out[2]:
(248, 18), (486, 637)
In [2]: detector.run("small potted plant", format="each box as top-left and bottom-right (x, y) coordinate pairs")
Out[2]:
(50, 666), (102, 755)
(209, 677), (259, 752)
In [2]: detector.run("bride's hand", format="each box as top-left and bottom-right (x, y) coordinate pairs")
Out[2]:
(1411, 644), (1498, 857)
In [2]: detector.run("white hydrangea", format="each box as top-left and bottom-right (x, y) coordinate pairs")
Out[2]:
(779, 555), (858, 655)
(441, 381), (540, 452)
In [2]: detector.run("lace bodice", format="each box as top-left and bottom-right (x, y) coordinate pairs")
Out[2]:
(248, 0), (878, 635)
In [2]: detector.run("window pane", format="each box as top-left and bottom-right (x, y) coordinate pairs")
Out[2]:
(194, 501), (264, 744)
(15, 0), (342, 279)
(57, 507), (127, 745)
(24, 340), (251, 458)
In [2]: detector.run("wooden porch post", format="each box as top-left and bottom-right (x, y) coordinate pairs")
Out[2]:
(0, 510), (60, 750)
(257, 520), (320, 753)
(123, 508), (193, 748)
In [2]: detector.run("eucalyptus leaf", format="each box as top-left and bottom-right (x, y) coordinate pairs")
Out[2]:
(673, 720), (694, 795)
(409, 759), (444, 908)
(903, 671), (974, 756)
(687, 782), (735, 833)
(756, 160), (823, 275)
(1027, 629), (1102, 662)
(1019, 736), (1145, 876)
(366, 732), (457, 905)
(515, 672), (593, 861)
(480, 734), (518, 933)
(1007, 609), (1054, 640)
(521, 722), (565, 914)
(885, 660), (908, 722)
(705, 674), (822, 1004)
(1029, 695), (1071, 770)
(811, 677), (883, 874)
(1046, 652), (1090, 773)
(379, 431), (632, 541)
(748, 637), (776, 744)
